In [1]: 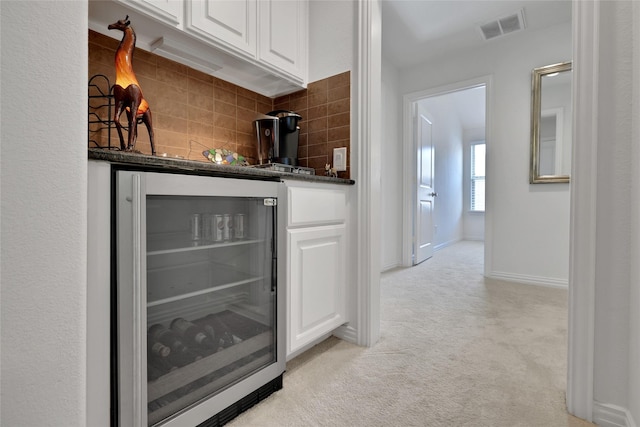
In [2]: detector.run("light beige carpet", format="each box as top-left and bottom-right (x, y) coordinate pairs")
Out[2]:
(229, 241), (595, 426)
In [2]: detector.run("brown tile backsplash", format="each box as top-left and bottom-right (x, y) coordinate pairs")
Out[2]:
(274, 72), (350, 178)
(88, 30), (350, 178)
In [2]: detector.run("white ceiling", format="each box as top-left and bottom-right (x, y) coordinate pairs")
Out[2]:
(419, 85), (486, 130)
(453, 86), (485, 130)
(382, 0), (572, 69)
(385, 0), (572, 131)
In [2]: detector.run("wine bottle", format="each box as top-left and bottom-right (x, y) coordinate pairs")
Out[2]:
(194, 318), (217, 343)
(147, 356), (176, 381)
(148, 323), (200, 367)
(147, 332), (173, 381)
(170, 317), (217, 350)
(147, 334), (171, 358)
(200, 314), (235, 349)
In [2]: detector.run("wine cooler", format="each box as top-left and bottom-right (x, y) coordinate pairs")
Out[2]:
(115, 170), (285, 427)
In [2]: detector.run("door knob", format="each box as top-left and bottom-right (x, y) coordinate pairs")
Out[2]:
(430, 192), (438, 197)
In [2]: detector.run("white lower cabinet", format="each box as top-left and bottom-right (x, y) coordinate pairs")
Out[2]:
(285, 182), (348, 357)
(288, 224), (346, 355)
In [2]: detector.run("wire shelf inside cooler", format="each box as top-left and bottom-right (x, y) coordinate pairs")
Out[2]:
(147, 261), (268, 308)
(147, 232), (265, 256)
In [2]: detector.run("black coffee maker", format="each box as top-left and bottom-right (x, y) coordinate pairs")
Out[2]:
(254, 110), (302, 166)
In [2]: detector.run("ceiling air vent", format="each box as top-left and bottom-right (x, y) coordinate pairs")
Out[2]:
(478, 9), (526, 41)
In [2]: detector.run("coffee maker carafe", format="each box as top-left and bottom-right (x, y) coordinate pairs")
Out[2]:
(254, 110), (302, 166)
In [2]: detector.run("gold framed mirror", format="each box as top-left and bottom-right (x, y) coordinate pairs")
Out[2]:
(530, 61), (572, 184)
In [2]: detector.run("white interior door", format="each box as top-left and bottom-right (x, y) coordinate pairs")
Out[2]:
(414, 108), (435, 265)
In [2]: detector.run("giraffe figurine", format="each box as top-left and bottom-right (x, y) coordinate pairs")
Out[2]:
(108, 16), (156, 155)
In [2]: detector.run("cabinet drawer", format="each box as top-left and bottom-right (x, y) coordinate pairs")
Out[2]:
(287, 186), (346, 227)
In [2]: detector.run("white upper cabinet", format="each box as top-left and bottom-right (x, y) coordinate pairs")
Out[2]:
(118, 0), (183, 26)
(184, 0), (307, 82)
(258, 0), (307, 81)
(90, 0), (307, 96)
(185, 0), (257, 58)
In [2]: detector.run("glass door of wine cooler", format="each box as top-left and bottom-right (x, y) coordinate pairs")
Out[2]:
(116, 171), (285, 427)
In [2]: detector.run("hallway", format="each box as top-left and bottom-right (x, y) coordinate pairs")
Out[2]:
(230, 241), (593, 426)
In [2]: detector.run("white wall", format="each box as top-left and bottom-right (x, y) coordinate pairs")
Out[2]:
(0, 1), (88, 425)
(630, 2), (640, 424)
(381, 59), (403, 270)
(398, 22), (572, 286)
(594, 0), (631, 408)
(591, 2), (638, 424)
(573, 2), (640, 424)
(308, 0), (355, 82)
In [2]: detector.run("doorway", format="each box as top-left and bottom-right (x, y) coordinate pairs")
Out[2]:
(372, 1), (591, 419)
(402, 77), (491, 271)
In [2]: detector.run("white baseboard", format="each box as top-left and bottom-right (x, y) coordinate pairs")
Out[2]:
(434, 238), (462, 251)
(593, 402), (638, 427)
(286, 325), (358, 362)
(381, 261), (402, 272)
(333, 324), (358, 344)
(488, 271), (568, 289)
(286, 331), (333, 361)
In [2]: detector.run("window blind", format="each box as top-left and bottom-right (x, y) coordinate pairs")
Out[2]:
(471, 143), (486, 212)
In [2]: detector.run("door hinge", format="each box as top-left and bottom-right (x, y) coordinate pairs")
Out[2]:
(264, 198), (277, 206)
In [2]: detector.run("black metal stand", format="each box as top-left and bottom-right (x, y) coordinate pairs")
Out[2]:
(88, 74), (116, 150)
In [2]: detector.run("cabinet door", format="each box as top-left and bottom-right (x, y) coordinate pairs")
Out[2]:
(186, 0), (257, 57)
(118, 0), (183, 26)
(258, 0), (307, 81)
(287, 224), (346, 355)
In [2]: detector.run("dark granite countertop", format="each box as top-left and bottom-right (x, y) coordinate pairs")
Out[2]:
(88, 148), (355, 185)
